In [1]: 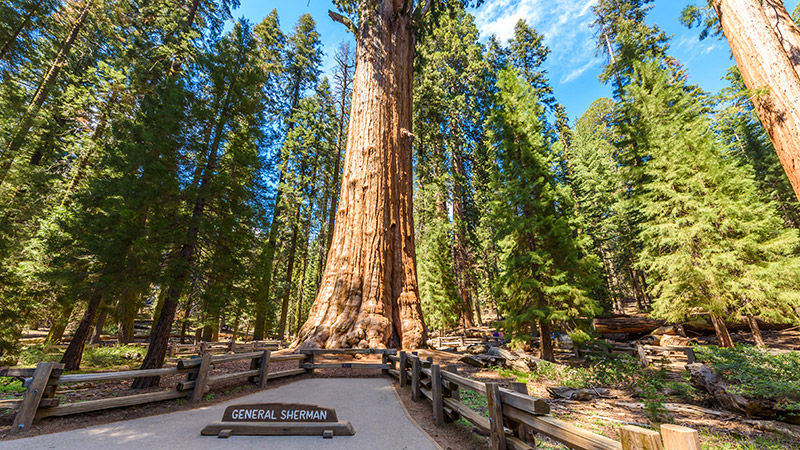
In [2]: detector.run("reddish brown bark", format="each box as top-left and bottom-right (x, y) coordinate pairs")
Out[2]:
(712, 0), (800, 202)
(746, 314), (766, 348)
(711, 312), (734, 348)
(61, 293), (102, 371)
(294, 2), (426, 350)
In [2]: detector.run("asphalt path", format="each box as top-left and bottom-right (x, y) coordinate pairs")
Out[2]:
(4, 378), (439, 450)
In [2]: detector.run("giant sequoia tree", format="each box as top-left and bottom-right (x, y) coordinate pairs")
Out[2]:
(685, 0), (800, 202)
(294, 0), (479, 349)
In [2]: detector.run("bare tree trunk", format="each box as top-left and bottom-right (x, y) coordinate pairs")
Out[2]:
(710, 312), (735, 348)
(745, 314), (766, 348)
(294, 3), (426, 349)
(539, 320), (554, 363)
(711, 0), (800, 202)
(61, 293), (102, 370)
(0, 0), (93, 186)
(46, 302), (74, 344)
(253, 170), (284, 340)
(90, 308), (107, 344)
(278, 208), (300, 340)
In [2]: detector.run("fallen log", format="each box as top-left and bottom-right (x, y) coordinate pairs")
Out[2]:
(592, 317), (665, 334)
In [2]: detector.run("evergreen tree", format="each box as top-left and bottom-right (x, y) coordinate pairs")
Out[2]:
(490, 68), (600, 362)
(622, 59), (800, 347)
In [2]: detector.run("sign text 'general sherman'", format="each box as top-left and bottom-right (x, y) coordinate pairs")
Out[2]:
(221, 403), (337, 423)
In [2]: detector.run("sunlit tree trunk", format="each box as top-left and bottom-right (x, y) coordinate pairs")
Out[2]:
(294, 2), (426, 349)
(711, 0), (800, 202)
(710, 312), (734, 348)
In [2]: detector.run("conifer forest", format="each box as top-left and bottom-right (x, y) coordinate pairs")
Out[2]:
(3, 1), (800, 443)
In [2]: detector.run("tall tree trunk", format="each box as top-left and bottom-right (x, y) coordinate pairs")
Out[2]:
(711, 0), (800, 202)
(253, 169), (284, 340)
(294, 3), (426, 349)
(0, 6), (36, 62)
(46, 302), (74, 344)
(745, 314), (766, 348)
(132, 82), (233, 388)
(278, 208), (301, 340)
(539, 320), (555, 363)
(451, 140), (475, 328)
(90, 308), (107, 344)
(61, 293), (102, 371)
(0, 0), (93, 186)
(710, 312), (735, 348)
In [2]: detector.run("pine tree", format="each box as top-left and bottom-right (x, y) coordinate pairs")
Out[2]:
(490, 68), (600, 362)
(622, 59), (800, 347)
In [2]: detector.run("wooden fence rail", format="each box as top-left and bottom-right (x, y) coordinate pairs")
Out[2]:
(1, 350), (308, 434)
(389, 351), (701, 450)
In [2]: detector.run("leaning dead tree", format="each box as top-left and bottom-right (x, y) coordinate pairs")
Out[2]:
(293, 0), (463, 350)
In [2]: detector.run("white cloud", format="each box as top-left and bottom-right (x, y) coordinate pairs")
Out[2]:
(472, 0), (601, 86)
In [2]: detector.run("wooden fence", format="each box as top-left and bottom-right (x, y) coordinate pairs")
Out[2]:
(1, 350), (307, 435)
(578, 342), (696, 369)
(428, 335), (505, 349)
(169, 340), (282, 357)
(388, 351), (701, 450)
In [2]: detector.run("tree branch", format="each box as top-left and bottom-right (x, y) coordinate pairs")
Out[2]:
(412, 0), (432, 28)
(328, 10), (357, 35)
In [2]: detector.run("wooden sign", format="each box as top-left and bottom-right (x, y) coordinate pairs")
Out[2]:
(202, 402), (355, 438)
(222, 403), (337, 423)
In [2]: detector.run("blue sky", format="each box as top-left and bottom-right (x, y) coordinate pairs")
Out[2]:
(231, 0), (800, 123)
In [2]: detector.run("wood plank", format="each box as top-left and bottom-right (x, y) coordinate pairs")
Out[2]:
(36, 389), (188, 419)
(207, 370), (260, 385)
(209, 351), (263, 365)
(55, 367), (181, 385)
(0, 368), (36, 377)
(620, 425), (663, 450)
(269, 354), (306, 362)
(486, 383), (507, 450)
(498, 387), (550, 415)
(0, 398), (57, 409)
(660, 424), (701, 450)
(388, 369), (400, 378)
(267, 368), (306, 380)
(300, 363), (391, 370)
(442, 370), (486, 394)
(191, 352), (212, 403)
(387, 354), (400, 362)
(502, 407), (622, 450)
(12, 362), (59, 434)
(636, 344), (649, 367)
(200, 420), (355, 436)
(431, 364), (444, 426)
(443, 397), (490, 431)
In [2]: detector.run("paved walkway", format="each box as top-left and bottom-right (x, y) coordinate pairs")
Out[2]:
(4, 378), (439, 450)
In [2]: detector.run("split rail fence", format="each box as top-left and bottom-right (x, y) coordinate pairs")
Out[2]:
(578, 342), (696, 369)
(0, 350), (307, 435)
(388, 351), (701, 450)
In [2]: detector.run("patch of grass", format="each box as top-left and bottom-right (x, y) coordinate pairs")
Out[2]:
(16, 346), (62, 366)
(699, 429), (798, 450)
(460, 389), (488, 417)
(81, 345), (148, 369)
(204, 392), (215, 401)
(695, 345), (800, 413)
(0, 378), (25, 394)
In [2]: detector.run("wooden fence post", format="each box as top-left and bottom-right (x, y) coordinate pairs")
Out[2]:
(431, 364), (444, 426)
(508, 381), (535, 445)
(636, 344), (649, 367)
(620, 425), (663, 450)
(683, 348), (696, 364)
(11, 362), (60, 435)
(257, 350), (271, 389)
(660, 424), (701, 450)
(399, 351), (408, 386)
(191, 352), (212, 403)
(307, 352), (315, 375)
(381, 353), (389, 377)
(485, 382), (506, 450)
(411, 356), (421, 401)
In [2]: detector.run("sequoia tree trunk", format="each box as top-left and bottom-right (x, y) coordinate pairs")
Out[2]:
(539, 320), (555, 363)
(745, 314), (766, 348)
(293, 2), (426, 349)
(711, 0), (800, 202)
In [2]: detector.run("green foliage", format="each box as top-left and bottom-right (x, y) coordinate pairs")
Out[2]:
(0, 378), (25, 394)
(489, 67), (600, 343)
(696, 345), (800, 412)
(81, 345), (148, 369)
